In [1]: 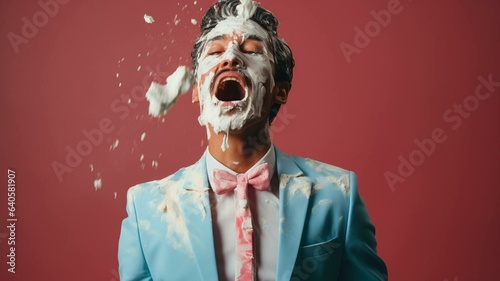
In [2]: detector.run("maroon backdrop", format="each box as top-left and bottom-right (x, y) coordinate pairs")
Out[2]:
(1, 0), (499, 280)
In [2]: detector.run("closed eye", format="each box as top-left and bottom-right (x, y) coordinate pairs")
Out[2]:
(241, 38), (264, 55)
(242, 50), (263, 55)
(205, 40), (226, 56)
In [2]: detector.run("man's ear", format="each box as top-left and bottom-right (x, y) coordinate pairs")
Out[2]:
(192, 85), (199, 103)
(273, 81), (291, 105)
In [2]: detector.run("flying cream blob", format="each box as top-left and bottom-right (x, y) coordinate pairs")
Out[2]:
(145, 66), (194, 117)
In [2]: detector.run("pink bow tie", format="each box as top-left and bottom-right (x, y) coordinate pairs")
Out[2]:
(212, 163), (271, 201)
(212, 163), (271, 281)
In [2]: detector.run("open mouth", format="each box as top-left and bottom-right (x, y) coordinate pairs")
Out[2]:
(214, 74), (246, 102)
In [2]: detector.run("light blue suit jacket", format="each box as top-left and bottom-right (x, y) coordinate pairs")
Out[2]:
(118, 148), (388, 280)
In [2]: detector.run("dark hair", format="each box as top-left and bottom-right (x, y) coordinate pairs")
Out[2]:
(191, 0), (295, 123)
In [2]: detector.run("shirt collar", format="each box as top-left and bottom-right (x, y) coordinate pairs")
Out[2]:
(206, 144), (276, 190)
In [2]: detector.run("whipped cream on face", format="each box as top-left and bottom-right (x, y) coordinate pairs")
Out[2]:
(196, 17), (275, 151)
(146, 66), (194, 117)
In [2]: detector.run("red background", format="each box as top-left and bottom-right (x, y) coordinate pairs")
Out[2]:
(1, 0), (499, 280)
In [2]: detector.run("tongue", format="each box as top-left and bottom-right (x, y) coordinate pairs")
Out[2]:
(216, 80), (244, 101)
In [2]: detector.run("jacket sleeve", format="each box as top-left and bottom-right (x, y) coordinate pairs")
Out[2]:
(338, 172), (388, 280)
(118, 187), (153, 281)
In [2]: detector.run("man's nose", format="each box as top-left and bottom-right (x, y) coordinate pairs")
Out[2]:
(220, 57), (243, 69)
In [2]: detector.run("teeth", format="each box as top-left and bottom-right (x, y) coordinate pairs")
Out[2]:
(221, 77), (239, 83)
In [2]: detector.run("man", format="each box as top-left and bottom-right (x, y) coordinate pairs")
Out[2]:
(118, 0), (388, 280)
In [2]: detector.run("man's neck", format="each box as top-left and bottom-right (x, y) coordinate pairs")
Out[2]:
(207, 124), (272, 174)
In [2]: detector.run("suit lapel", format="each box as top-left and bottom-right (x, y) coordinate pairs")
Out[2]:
(275, 148), (312, 280)
(177, 154), (219, 281)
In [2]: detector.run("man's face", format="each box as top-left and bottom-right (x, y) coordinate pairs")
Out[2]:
(193, 18), (276, 138)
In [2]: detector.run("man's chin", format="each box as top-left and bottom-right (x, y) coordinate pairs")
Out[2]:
(199, 101), (267, 131)
(219, 103), (242, 114)
(203, 112), (249, 130)
(219, 110), (250, 123)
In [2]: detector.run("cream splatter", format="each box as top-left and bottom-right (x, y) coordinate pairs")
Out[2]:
(325, 176), (338, 183)
(337, 174), (350, 195)
(279, 172), (301, 189)
(144, 14), (155, 24)
(140, 154), (144, 161)
(114, 192), (117, 199)
(191, 18), (197, 25)
(153, 166), (210, 249)
(289, 177), (311, 198)
(158, 203), (168, 213)
(205, 125), (211, 140)
(305, 158), (346, 174)
(260, 218), (269, 231)
(264, 198), (279, 210)
(140, 132), (146, 141)
(221, 131), (230, 152)
(324, 174), (350, 195)
(94, 178), (102, 190)
(239, 199), (248, 208)
(311, 183), (322, 195)
(279, 217), (286, 225)
(174, 14), (180, 25)
(145, 66), (194, 117)
(110, 139), (119, 150)
(139, 219), (152, 232)
(89, 164), (94, 172)
(152, 160), (159, 169)
(279, 217), (286, 234)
